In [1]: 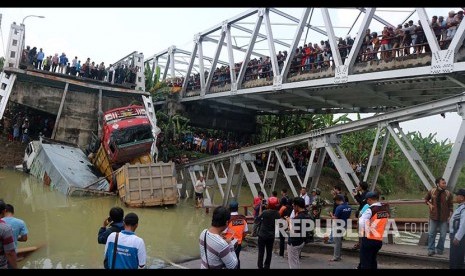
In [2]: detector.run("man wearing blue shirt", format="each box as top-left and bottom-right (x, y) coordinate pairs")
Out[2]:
(3, 204), (28, 250)
(104, 213), (146, 269)
(330, 195), (352, 261)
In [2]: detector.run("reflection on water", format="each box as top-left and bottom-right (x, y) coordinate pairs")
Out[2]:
(0, 169), (213, 269)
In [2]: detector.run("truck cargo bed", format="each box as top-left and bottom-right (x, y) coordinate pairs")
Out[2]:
(116, 161), (178, 207)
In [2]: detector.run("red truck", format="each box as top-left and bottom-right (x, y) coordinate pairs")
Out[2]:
(101, 105), (154, 165)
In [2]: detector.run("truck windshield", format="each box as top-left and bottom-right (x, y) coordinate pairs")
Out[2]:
(109, 125), (153, 146)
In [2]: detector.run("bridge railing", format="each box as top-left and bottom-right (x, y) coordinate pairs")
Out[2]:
(144, 8), (465, 103)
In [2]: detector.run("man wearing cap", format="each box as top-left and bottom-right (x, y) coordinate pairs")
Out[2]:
(224, 201), (248, 269)
(358, 191), (390, 269)
(256, 196), (280, 269)
(449, 189), (465, 269)
(104, 213), (146, 269)
(0, 200), (17, 269)
(424, 177), (453, 256)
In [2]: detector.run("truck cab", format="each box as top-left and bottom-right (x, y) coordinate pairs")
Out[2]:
(102, 105), (154, 166)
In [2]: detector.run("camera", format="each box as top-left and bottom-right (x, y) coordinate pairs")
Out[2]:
(262, 199), (267, 205)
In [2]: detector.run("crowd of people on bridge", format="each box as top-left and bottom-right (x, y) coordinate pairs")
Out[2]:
(179, 9), (465, 92)
(19, 47), (139, 86)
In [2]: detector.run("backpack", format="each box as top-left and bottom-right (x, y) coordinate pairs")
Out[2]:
(301, 212), (314, 244)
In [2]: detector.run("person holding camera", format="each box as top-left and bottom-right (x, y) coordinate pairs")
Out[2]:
(98, 207), (124, 245)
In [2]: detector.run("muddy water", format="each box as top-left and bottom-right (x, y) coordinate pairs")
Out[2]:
(0, 169), (214, 269)
(0, 168), (445, 268)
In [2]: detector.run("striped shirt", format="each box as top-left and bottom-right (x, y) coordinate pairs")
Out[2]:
(199, 229), (238, 269)
(0, 219), (15, 268)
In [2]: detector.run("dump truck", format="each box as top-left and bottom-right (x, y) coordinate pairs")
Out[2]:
(88, 104), (178, 207)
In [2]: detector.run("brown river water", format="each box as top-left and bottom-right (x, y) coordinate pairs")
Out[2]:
(0, 168), (216, 269)
(0, 168), (438, 268)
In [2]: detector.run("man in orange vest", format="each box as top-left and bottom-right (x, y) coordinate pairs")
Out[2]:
(358, 191), (390, 269)
(224, 201), (248, 269)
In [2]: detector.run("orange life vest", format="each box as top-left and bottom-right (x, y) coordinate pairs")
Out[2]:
(366, 204), (390, 241)
(224, 214), (247, 244)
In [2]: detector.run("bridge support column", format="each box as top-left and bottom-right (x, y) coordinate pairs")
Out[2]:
(443, 106), (465, 191)
(386, 123), (434, 191)
(51, 82), (69, 139)
(222, 156), (238, 206)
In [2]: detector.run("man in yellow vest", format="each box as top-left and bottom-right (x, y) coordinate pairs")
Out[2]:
(358, 191), (390, 269)
(224, 201), (248, 269)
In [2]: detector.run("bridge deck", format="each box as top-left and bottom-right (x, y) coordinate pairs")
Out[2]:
(4, 67), (149, 96)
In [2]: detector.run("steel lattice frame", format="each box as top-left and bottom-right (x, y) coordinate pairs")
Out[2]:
(143, 7), (465, 114)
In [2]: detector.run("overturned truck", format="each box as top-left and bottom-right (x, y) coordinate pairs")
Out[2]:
(88, 105), (178, 207)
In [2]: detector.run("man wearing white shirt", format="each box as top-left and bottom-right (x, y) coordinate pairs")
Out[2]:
(194, 176), (206, 208)
(300, 187), (310, 209)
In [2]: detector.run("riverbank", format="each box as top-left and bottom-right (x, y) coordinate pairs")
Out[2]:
(166, 238), (449, 269)
(0, 135), (26, 168)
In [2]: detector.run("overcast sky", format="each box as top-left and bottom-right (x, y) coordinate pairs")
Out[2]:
(0, 7), (463, 143)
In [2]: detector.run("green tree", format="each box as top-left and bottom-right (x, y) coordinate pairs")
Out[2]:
(0, 57), (4, 72)
(156, 110), (190, 143)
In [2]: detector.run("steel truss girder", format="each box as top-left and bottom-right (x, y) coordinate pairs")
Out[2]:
(269, 8), (328, 36)
(357, 7), (395, 28)
(231, 23), (290, 49)
(239, 156), (269, 200)
(273, 149), (301, 197)
(310, 147), (327, 191)
(0, 72), (17, 120)
(222, 157), (237, 206)
(363, 126), (390, 191)
(386, 123), (434, 191)
(236, 14), (264, 89)
(263, 149), (279, 194)
(205, 31), (226, 93)
(263, 9), (280, 82)
(321, 8), (343, 68)
(324, 138), (358, 202)
(443, 107), (465, 191)
(281, 8), (311, 83)
(345, 8), (375, 75)
(209, 161), (234, 200)
(182, 92), (465, 168)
